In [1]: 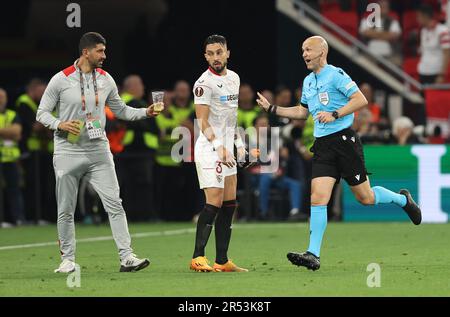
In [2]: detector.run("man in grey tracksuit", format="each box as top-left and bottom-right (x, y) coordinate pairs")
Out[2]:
(36, 32), (163, 273)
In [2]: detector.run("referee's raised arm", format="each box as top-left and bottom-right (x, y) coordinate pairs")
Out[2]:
(256, 91), (309, 120)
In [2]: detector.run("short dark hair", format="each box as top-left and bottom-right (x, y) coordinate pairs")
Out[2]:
(79, 32), (106, 55)
(253, 113), (269, 126)
(275, 84), (291, 96)
(26, 78), (46, 91)
(418, 4), (434, 18)
(204, 34), (227, 51)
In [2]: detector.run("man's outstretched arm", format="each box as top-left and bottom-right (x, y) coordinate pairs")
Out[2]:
(106, 74), (163, 120)
(256, 92), (309, 120)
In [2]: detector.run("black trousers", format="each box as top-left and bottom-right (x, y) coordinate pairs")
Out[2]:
(1, 162), (25, 223)
(22, 151), (56, 222)
(116, 154), (156, 221)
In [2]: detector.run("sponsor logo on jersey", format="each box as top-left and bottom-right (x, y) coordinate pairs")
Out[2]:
(219, 94), (239, 102)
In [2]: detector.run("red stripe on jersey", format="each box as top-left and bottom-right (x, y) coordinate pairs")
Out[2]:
(62, 65), (76, 77)
(208, 66), (221, 76)
(96, 68), (106, 76)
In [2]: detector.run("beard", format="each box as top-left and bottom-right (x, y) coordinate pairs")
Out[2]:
(90, 58), (104, 68)
(210, 61), (227, 73)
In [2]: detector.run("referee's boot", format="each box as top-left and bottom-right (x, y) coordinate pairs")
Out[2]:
(399, 189), (422, 225)
(119, 253), (150, 272)
(287, 251), (320, 271)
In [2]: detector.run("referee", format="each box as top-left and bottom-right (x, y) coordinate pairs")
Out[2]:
(256, 36), (421, 271)
(36, 32), (163, 273)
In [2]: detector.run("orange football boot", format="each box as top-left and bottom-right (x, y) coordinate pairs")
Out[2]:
(190, 256), (213, 272)
(213, 260), (248, 272)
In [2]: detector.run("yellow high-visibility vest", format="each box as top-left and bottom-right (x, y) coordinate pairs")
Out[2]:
(121, 93), (158, 150)
(15, 94), (53, 153)
(238, 106), (261, 130)
(0, 109), (21, 163)
(155, 114), (180, 167)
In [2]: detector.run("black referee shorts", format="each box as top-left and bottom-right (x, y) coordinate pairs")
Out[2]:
(311, 128), (368, 186)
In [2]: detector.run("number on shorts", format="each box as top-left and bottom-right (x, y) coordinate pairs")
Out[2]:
(216, 162), (223, 174)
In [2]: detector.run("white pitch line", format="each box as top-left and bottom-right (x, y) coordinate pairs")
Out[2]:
(0, 223), (305, 251)
(0, 228), (196, 251)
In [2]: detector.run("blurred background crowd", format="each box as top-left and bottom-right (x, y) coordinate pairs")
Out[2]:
(1, 0), (450, 227)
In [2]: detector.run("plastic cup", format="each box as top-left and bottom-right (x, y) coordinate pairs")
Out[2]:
(152, 91), (164, 112)
(67, 120), (84, 144)
(152, 91), (164, 103)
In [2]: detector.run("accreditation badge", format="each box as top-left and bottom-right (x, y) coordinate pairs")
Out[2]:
(86, 118), (103, 140)
(319, 92), (329, 106)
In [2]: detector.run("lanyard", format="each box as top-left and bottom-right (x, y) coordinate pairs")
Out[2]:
(80, 70), (99, 115)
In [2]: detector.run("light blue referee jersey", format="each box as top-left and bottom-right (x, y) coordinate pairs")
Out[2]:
(300, 64), (359, 137)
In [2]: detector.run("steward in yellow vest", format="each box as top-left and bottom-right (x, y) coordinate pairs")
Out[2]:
(15, 79), (55, 223)
(0, 87), (25, 224)
(237, 83), (261, 130)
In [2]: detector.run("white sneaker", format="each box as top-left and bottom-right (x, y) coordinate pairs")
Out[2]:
(0, 222), (14, 228)
(54, 259), (76, 273)
(119, 253), (150, 272)
(289, 208), (299, 216)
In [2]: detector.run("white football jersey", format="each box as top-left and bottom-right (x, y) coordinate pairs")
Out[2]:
(193, 67), (240, 149)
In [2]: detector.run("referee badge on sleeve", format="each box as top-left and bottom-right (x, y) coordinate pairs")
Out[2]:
(319, 92), (329, 105)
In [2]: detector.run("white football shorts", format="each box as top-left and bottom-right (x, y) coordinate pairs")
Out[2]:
(194, 141), (237, 189)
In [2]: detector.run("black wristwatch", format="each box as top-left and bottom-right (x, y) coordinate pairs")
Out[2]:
(332, 111), (339, 120)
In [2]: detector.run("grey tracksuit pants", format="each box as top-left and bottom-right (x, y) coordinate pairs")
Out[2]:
(53, 152), (133, 261)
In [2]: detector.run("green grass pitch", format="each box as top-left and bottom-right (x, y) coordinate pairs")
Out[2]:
(0, 222), (449, 296)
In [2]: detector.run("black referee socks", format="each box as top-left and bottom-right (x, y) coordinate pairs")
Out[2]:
(215, 200), (237, 265)
(193, 204), (219, 259)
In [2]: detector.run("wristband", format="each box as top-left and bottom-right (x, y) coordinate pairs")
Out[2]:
(212, 138), (223, 150)
(235, 137), (244, 149)
(268, 104), (278, 114)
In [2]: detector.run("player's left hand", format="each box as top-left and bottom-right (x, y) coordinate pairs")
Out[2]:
(236, 146), (246, 162)
(316, 111), (335, 123)
(146, 102), (164, 117)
